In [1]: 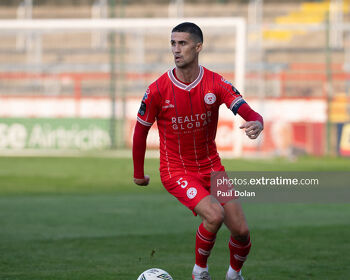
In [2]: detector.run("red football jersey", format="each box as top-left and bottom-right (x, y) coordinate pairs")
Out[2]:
(137, 66), (245, 180)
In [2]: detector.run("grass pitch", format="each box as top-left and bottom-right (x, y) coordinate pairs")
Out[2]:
(0, 156), (349, 280)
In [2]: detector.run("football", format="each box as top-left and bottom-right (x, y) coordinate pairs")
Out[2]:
(137, 268), (173, 280)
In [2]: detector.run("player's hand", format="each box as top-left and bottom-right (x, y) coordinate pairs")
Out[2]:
(240, 121), (263, 139)
(134, 175), (150, 186)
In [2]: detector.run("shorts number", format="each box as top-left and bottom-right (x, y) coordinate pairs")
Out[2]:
(176, 177), (188, 188)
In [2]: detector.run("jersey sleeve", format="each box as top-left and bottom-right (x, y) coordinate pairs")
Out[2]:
(136, 85), (160, 127)
(215, 74), (246, 115)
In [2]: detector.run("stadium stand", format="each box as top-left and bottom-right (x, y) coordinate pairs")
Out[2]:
(0, 1), (348, 99)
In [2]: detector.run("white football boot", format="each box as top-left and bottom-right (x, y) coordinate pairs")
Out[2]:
(192, 264), (211, 280)
(226, 266), (244, 280)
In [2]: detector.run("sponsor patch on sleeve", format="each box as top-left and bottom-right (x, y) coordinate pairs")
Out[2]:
(138, 101), (146, 116)
(142, 88), (150, 101)
(231, 86), (241, 95)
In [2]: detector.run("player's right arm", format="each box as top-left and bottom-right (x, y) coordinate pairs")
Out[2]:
(133, 122), (151, 186)
(132, 86), (160, 186)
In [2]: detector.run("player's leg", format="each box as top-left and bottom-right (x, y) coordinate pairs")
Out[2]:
(192, 195), (224, 279)
(161, 174), (222, 279)
(194, 195), (225, 233)
(223, 199), (251, 280)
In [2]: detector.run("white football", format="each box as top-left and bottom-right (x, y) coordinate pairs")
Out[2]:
(137, 268), (173, 280)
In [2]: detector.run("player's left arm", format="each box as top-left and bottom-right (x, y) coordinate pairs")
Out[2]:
(216, 74), (263, 139)
(237, 103), (263, 139)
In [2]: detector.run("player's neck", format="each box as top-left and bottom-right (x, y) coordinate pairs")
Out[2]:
(175, 64), (200, 84)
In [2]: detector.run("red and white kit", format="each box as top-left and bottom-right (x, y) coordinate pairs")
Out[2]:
(134, 66), (262, 211)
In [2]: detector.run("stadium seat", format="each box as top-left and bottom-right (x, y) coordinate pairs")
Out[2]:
(263, 0), (349, 42)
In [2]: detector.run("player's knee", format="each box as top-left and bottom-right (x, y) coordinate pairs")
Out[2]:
(206, 206), (224, 227)
(233, 226), (250, 242)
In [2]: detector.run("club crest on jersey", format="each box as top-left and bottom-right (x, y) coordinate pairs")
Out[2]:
(187, 187), (197, 199)
(204, 92), (216, 105)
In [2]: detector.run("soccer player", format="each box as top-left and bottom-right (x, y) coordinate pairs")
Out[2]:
(132, 22), (263, 280)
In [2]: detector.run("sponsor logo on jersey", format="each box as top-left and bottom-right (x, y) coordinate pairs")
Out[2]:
(187, 187), (197, 199)
(171, 111), (212, 131)
(162, 100), (175, 109)
(204, 92), (216, 105)
(162, 104), (175, 109)
(138, 102), (146, 116)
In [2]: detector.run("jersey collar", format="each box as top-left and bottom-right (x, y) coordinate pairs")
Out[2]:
(168, 65), (204, 91)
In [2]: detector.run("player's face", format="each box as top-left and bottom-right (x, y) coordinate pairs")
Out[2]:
(170, 32), (202, 68)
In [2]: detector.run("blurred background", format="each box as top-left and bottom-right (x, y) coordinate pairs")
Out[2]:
(1, 3), (350, 279)
(0, 0), (349, 158)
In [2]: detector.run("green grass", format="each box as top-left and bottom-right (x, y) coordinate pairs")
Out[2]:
(0, 156), (349, 279)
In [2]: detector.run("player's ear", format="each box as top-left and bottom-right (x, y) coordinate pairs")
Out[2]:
(196, 42), (203, 53)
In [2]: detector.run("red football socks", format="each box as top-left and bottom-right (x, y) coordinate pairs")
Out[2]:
(195, 223), (217, 268)
(228, 234), (251, 272)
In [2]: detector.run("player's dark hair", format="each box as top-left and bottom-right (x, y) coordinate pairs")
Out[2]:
(172, 22), (203, 43)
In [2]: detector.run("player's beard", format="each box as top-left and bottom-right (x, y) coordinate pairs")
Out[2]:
(175, 60), (186, 68)
(174, 56), (196, 69)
